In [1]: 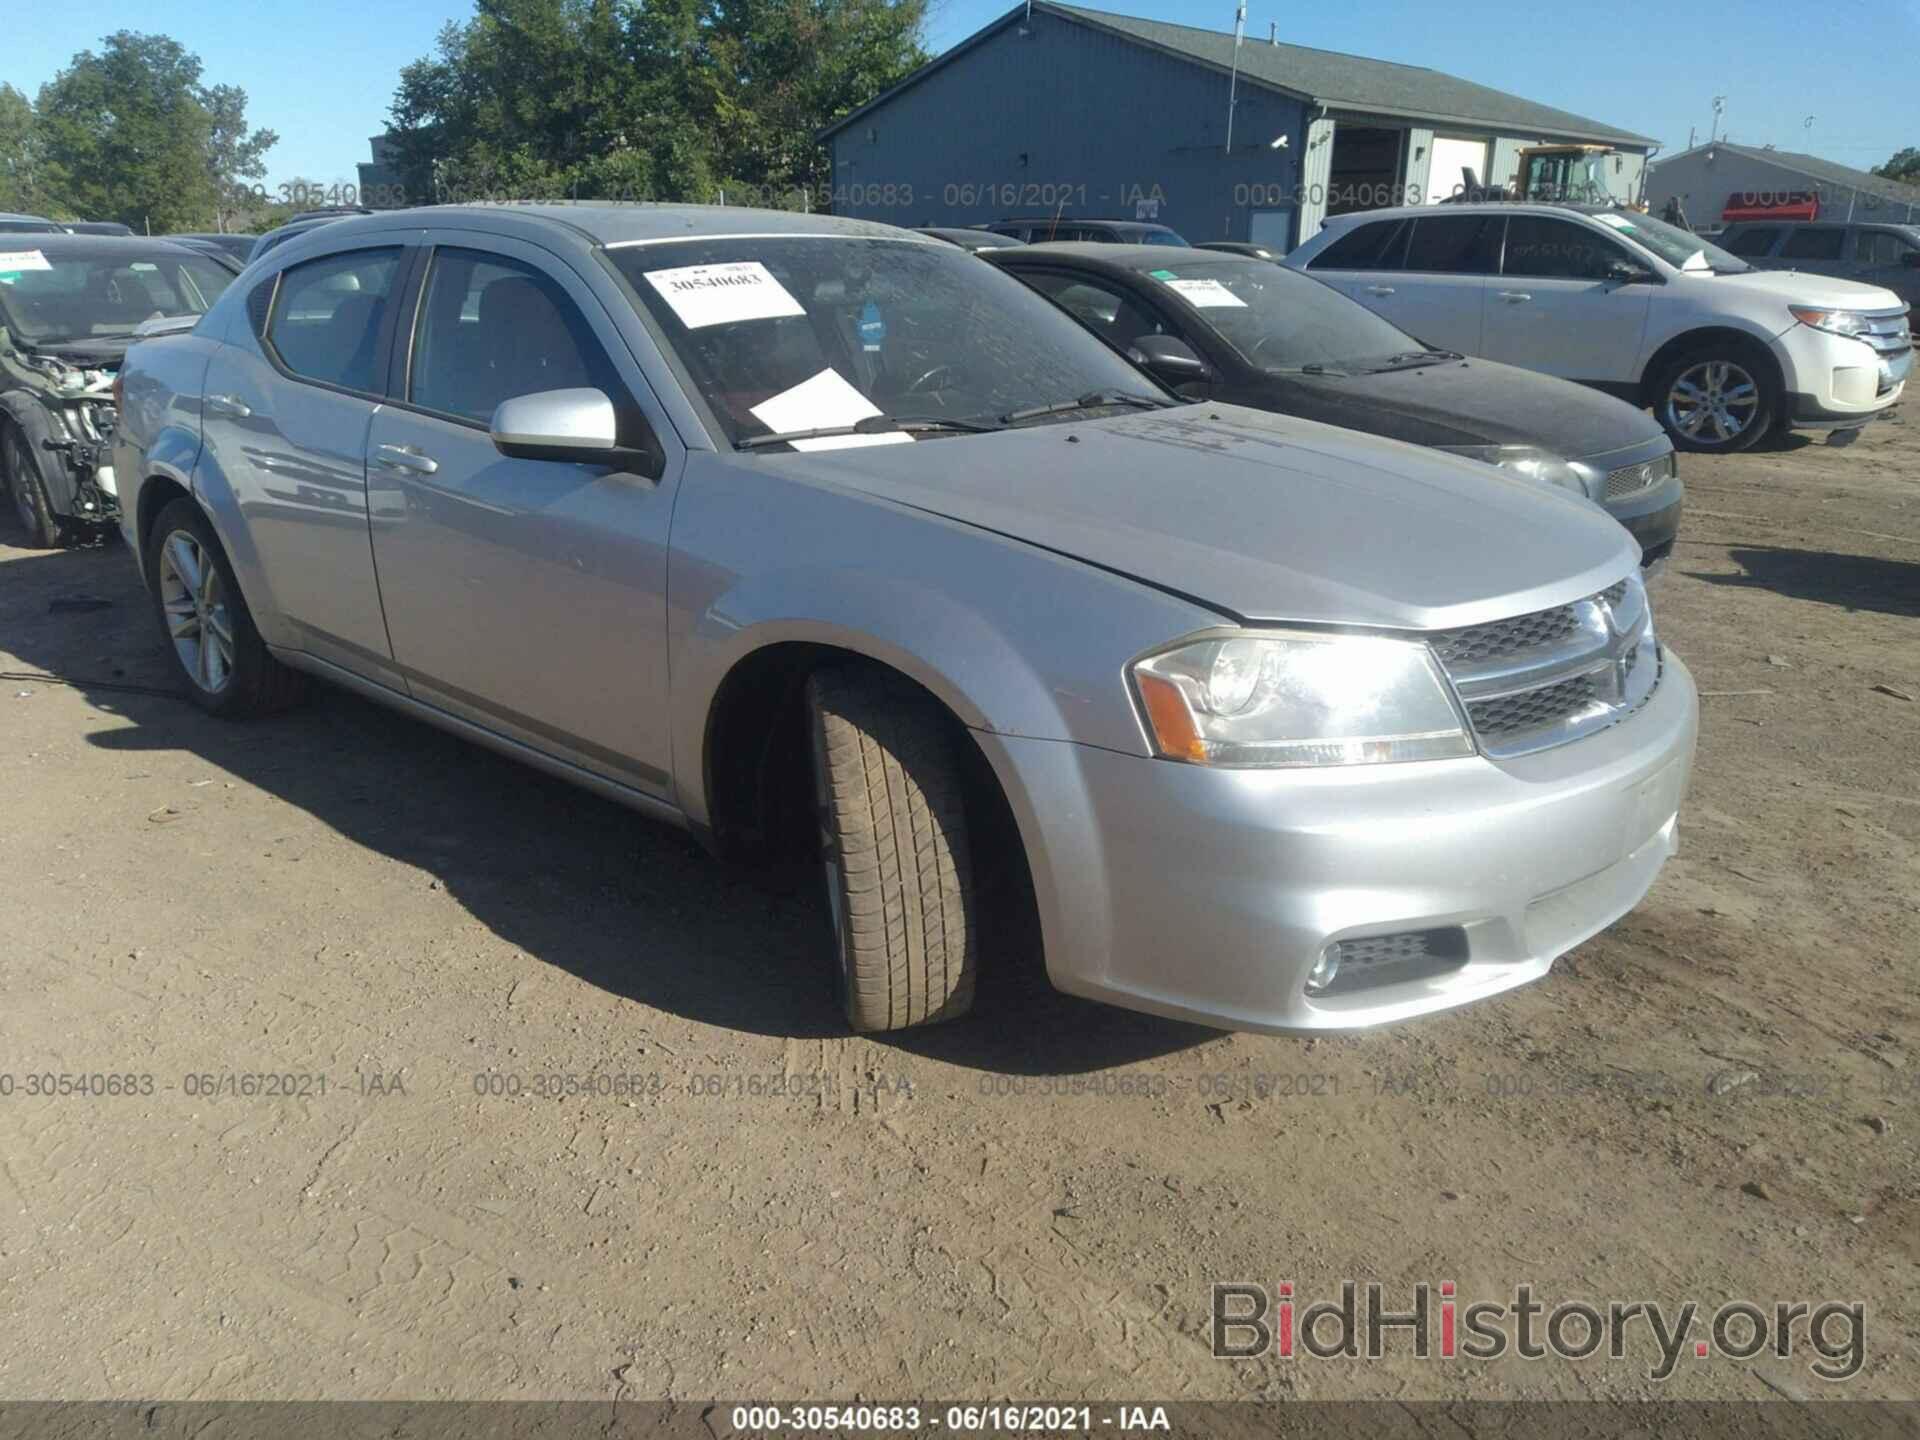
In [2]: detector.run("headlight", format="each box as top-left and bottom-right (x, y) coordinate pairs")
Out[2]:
(1438, 444), (1593, 496)
(1131, 632), (1475, 768)
(1789, 305), (1872, 340)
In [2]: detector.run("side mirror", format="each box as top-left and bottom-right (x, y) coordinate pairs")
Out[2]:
(490, 387), (659, 475)
(1128, 333), (1211, 383)
(1605, 260), (1655, 285)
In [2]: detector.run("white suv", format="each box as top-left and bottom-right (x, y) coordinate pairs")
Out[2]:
(1285, 203), (1912, 453)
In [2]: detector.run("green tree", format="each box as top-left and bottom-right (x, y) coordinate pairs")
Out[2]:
(0, 84), (45, 214)
(34, 31), (275, 232)
(1874, 148), (1920, 187)
(386, 0), (926, 211)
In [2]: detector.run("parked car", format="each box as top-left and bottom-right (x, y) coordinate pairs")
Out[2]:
(1718, 219), (1920, 312)
(249, 214), (352, 262)
(1, 235), (236, 545)
(1197, 241), (1284, 262)
(1287, 202), (1913, 453)
(0, 213), (64, 235)
(112, 205), (1695, 1036)
(914, 227), (1025, 253)
(63, 220), (137, 237)
(167, 232), (261, 267)
(987, 217), (1189, 246)
(989, 242), (1681, 565)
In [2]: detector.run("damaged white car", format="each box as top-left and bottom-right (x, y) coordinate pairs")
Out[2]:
(1, 235), (234, 545)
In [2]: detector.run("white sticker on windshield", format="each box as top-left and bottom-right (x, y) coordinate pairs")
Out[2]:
(1162, 277), (1246, 308)
(1594, 214), (1638, 231)
(0, 249), (52, 272)
(749, 367), (913, 452)
(643, 260), (805, 330)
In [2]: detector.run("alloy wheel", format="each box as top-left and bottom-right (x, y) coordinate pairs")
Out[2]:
(156, 529), (235, 694)
(1666, 359), (1760, 445)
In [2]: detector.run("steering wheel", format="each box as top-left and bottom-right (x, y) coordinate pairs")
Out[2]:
(904, 363), (955, 396)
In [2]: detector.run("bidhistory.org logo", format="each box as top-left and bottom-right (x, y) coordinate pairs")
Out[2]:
(1211, 1282), (1865, 1381)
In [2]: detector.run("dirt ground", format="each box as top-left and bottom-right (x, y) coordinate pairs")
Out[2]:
(0, 413), (1915, 1407)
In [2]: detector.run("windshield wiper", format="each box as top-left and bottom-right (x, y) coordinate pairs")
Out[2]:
(1000, 390), (1175, 424)
(1363, 349), (1463, 373)
(737, 413), (1004, 450)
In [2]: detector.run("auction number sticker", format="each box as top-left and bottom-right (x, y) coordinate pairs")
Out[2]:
(643, 260), (805, 329)
(0, 249), (52, 273)
(1163, 277), (1247, 307)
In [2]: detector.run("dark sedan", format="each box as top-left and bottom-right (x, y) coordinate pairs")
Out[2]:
(166, 232), (259, 266)
(987, 243), (1682, 565)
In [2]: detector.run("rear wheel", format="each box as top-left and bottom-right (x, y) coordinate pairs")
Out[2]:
(2, 423), (69, 548)
(1652, 346), (1777, 453)
(144, 497), (306, 717)
(806, 666), (977, 1032)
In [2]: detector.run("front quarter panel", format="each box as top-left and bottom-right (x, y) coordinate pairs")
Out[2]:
(666, 451), (1226, 827)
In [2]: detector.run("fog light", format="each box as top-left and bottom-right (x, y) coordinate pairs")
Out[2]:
(1304, 946), (1340, 995)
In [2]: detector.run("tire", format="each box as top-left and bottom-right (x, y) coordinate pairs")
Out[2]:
(1650, 343), (1778, 454)
(3, 422), (70, 548)
(806, 666), (977, 1032)
(144, 497), (307, 717)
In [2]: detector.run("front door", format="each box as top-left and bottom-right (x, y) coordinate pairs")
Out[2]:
(365, 237), (681, 799)
(1480, 214), (1652, 384)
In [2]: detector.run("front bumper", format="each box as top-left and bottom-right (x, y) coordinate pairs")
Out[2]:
(977, 650), (1697, 1033)
(1774, 322), (1909, 430)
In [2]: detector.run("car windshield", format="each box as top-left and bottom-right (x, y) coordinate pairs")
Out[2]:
(1133, 257), (1425, 372)
(1592, 211), (1752, 274)
(0, 246), (235, 347)
(1136, 227), (1189, 246)
(612, 235), (1172, 449)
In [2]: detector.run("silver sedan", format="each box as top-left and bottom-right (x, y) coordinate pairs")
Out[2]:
(112, 205), (1696, 1034)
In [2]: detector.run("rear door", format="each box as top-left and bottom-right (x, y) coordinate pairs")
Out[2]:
(1357, 213), (1501, 354)
(1776, 225), (1850, 280)
(196, 244), (411, 686)
(1848, 228), (1920, 308)
(362, 234), (683, 798)
(1481, 214), (1652, 384)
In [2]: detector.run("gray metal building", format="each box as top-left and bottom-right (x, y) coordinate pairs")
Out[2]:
(1645, 142), (1920, 231)
(819, 2), (1655, 250)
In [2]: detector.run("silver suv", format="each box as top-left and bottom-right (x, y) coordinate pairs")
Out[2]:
(112, 205), (1697, 1035)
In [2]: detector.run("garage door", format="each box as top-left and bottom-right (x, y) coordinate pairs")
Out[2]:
(1427, 136), (1489, 204)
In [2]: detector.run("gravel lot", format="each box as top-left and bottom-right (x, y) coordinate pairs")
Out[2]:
(1, 415), (1915, 1404)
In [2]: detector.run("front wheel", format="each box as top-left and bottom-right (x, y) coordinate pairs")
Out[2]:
(144, 498), (307, 717)
(3, 424), (69, 548)
(1652, 347), (1777, 453)
(806, 666), (977, 1033)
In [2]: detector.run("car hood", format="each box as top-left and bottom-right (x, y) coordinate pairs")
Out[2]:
(1252, 356), (1668, 458)
(1689, 267), (1907, 312)
(756, 405), (1637, 630)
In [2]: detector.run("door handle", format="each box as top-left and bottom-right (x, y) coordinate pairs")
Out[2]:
(205, 394), (251, 418)
(1366, 285), (1396, 296)
(374, 443), (439, 476)
(1497, 291), (1533, 303)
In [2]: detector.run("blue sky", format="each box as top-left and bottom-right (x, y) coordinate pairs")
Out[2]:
(10, 0), (1917, 192)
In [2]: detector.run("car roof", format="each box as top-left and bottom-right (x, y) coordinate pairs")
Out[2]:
(1315, 201), (1626, 229)
(915, 226), (1022, 246)
(285, 203), (930, 251)
(0, 213), (64, 229)
(0, 234), (223, 260)
(992, 241), (1244, 272)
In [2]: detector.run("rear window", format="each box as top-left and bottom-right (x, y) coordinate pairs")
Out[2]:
(1781, 228), (1846, 261)
(1723, 226), (1781, 257)
(1308, 219), (1407, 271)
(1401, 215), (1502, 274)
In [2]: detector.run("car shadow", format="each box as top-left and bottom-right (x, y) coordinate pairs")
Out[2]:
(0, 537), (1221, 1075)
(1689, 545), (1920, 618)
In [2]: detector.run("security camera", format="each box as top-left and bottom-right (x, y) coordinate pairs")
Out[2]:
(1269, 134), (1289, 150)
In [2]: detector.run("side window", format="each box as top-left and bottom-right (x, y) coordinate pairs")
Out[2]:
(1309, 219), (1406, 270)
(267, 247), (403, 394)
(1401, 215), (1502, 274)
(1024, 273), (1168, 350)
(1781, 228), (1845, 261)
(409, 248), (624, 426)
(1723, 226), (1781, 257)
(1501, 216), (1632, 280)
(1860, 231), (1915, 267)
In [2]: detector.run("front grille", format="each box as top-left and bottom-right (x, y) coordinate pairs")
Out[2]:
(1863, 309), (1911, 356)
(1431, 576), (1661, 758)
(1320, 927), (1469, 995)
(1603, 453), (1672, 500)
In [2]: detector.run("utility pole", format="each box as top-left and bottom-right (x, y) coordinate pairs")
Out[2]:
(1225, 1), (1246, 153)
(1709, 96), (1725, 144)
